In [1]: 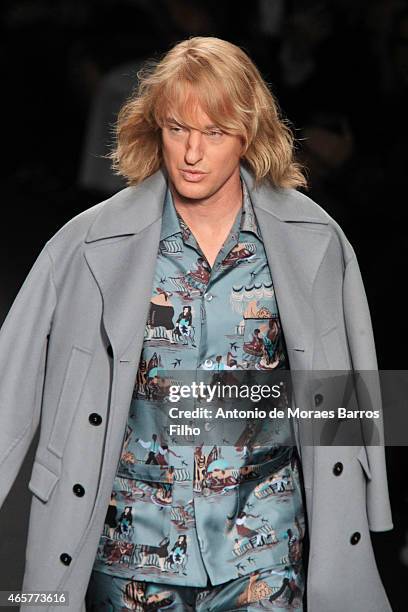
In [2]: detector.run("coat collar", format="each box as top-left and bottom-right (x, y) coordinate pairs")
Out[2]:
(84, 162), (329, 244)
(83, 163), (332, 368)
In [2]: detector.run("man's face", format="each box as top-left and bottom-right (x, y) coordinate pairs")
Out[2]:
(161, 101), (244, 201)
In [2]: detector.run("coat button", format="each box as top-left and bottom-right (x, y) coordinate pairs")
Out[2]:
(107, 344), (113, 358)
(314, 393), (323, 406)
(89, 413), (102, 426)
(333, 462), (343, 476)
(60, 553), (72, 565)
(350, 532), (361, 545)
(73, 483), (85, 497)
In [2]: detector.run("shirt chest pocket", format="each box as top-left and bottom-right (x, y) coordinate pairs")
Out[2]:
(239, 316), (285, 369)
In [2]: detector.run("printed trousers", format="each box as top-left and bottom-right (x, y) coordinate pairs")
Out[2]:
(85, 565), (304, 611)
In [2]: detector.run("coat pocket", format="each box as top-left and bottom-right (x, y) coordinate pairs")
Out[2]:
(27, 460), (60, 503)
(356, 445), (372, 481)
(47, 345), (93, 459)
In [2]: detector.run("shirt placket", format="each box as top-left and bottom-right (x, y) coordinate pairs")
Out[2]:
(195, 209), (242, 372)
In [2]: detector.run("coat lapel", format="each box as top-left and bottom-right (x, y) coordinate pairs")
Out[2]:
(240, 164), (332, 371)
(83, 170), (168, 361)
(83, 163), (332, 370)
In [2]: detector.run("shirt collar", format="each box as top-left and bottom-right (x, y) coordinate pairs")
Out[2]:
(240, 173), (263, 241)
(160, 185), (182, 241)
(160, 170), (263, 242)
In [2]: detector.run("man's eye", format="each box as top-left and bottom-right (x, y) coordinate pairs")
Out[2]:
(207, 131), (223, 137)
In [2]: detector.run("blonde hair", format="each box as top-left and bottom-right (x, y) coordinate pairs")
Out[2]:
(109, 36), (308, 189)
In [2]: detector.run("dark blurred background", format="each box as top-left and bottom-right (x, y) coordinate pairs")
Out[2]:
(0, 0), (407, 609)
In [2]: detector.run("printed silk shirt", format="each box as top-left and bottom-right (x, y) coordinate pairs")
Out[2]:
(92, 170), (306, 596)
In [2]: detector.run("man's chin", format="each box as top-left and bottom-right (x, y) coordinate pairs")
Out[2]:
(172, 180), (212, 201)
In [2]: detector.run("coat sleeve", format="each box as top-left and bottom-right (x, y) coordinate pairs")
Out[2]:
(0, 244), (57, 510)
(342, 248), (393, 531)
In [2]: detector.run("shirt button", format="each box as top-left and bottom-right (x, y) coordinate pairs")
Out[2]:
(350, 532), (361, 545)
(204, 292), (213, 301)
(333, 462), (343, 476)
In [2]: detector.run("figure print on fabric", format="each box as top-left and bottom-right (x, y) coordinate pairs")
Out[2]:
(120, 578), (175, 610)
(86, 566), (304, 610)
(91, 174), (305, 593)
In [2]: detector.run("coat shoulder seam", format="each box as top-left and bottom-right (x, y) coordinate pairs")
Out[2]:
(43, 243), (58, 315)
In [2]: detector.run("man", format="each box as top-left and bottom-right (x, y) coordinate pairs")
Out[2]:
(0, 37), (393, 611)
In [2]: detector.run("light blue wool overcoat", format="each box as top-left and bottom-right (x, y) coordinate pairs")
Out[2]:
(0, 163), (393, 611)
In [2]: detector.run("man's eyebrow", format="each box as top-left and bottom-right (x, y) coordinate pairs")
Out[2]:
(165, 117), (185, 127)
(164, 116), (221, 130)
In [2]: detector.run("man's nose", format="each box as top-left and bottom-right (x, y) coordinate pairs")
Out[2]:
(185, 130), (204, 164)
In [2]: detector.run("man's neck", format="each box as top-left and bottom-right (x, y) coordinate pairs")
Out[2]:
(169, 170), (243, 238)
